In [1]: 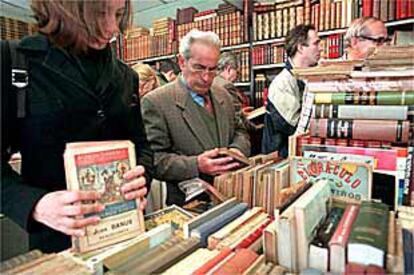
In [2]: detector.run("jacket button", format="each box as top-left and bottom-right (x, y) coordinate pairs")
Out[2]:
(97, 110), (105, 118)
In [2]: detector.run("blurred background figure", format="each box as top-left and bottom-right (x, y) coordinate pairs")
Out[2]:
(157, 59), (181, 86)
(132, 63), (160, 98)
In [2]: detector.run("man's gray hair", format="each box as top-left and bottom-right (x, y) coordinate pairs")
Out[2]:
(344, 17), (384, 48)
(179, 29), (221, 60)
(217, 52), (238, 73)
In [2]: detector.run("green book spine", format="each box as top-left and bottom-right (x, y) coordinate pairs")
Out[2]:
(348, 201), (389, 251)
(322, 91), (414, 105)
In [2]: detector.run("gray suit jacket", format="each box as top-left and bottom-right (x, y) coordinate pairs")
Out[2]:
(141, 78), (250, 205)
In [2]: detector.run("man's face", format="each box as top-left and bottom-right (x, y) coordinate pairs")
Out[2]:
(226, 66), (239, 83)
(301, 30), (321, 66)
(352, 21), (388, 59)
(179, 41), (220, 95)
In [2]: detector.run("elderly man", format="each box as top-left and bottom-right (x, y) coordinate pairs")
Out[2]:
(262, 24), (321, 157)
(141, 29), (250, 206)
(344, 16), (389, 60)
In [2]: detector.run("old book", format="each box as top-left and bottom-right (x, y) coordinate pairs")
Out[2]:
(217, 148), (251, 167)
(183, 198), (238, 238)
(242, 254), (265, 275)
(0, 250), (43, 273)
(309, 118), (410, 143)
(191, 202), (248, 247)
(313, 91), (414, 105)
(294, 179), (331, 270)
(329, 204), (360, 273)
(125, 237), (200, 274)
(163, 248), (220, 275)
(211, 249), (259, 275)
(144, 205), (193, 238)
(64, 140), (145, 253)
(348, 201), (389, 267)
(192, 247), (233, 275)
(311, 105), (408, 120)
(308, 207), (344, 272)
(208, 207), (263, 249)
(290, 157), (373, 202)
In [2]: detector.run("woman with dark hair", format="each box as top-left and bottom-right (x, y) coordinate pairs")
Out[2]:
(1, 0), (153, 253)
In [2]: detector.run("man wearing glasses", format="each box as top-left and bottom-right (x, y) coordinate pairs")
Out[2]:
(141, 29), (250, 206)
(344, 16), (389, 60)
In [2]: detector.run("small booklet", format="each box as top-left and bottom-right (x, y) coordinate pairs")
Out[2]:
(64, 140), (145, 253)
(217, 148), (250, 167)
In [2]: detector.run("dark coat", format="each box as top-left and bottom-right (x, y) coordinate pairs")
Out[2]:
(1, 34), (154, 253)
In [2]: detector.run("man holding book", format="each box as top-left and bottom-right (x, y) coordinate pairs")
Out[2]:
(262, 24), (321, 157)
(141, 29), (250, 206)
(1, 0), (153, 253)
(344, 17), (389, 60)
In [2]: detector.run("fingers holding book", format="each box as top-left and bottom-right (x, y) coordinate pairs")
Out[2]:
(32, 190), (105, 237)
(120, 165), (148, 202)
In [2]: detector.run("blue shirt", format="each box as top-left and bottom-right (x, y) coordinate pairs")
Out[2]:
(180, 76), (206, 107)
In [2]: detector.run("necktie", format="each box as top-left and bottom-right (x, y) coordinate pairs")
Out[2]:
(203, 94), (213, 114)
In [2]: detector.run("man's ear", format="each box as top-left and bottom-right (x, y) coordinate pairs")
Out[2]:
(297, 44), (304, 54)
(178, 55), (186, 70)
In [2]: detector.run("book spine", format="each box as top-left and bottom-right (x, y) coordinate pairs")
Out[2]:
(309, 118), (410, 143)
(314, 92), (414, 106)
(311, 105), (408, 120)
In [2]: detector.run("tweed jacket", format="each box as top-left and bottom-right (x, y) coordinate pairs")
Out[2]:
(141, 78), (250, 205)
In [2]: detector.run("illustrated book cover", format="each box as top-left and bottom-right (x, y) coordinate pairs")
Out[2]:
(64, 140), (145, 253)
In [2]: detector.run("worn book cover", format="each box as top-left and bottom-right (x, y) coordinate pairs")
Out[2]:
(64, 140), (145, 253)
(290, 157), (372, 201)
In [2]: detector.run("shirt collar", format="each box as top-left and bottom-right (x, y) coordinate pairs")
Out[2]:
(179, 75), (205, 107)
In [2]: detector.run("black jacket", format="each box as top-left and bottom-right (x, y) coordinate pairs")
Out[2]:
(1, 34), (154, 253)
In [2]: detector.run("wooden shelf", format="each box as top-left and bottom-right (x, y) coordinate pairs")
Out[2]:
(385, 18), (414, 27)
(221, 43), (250, 51)
(253, 63), (285, 70)
(128, 54), (176, 64)
(252, 37), (285, 46)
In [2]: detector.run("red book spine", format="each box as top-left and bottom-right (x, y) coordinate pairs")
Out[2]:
(211, 249), (259, 275)
(236, 219), (272, 249)
(193, 248), (232, 275)
(362, 0), (373, 17)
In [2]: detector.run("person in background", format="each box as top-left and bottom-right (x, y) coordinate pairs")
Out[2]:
(344, 16), (389, 60)
(156, 59), (181, 86)
(262, 24), (321, 158)
(212, 52), (257, 132)
(141, 29), (250, 206)
(132, 63), (160, 98)
(1, 0), (153, 253)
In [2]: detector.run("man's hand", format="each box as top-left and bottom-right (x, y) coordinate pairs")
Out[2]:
(197, 148), (240, 175)
(121, 165), (148, 210)
(33, 190), (104, 237)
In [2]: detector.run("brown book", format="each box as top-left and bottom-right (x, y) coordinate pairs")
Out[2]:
(309, 118), (410, 143)
(217, 148), (251, 167)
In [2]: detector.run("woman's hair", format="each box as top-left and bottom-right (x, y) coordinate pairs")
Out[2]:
(217, 52), (238, 73)
(132, 63), (159, 97)
(30, 0), (132, 53)
(179, 29), (221, 61)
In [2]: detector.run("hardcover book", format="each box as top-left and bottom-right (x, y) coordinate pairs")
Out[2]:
(347, 201), (389, 268)
(64, 140), (145, 253)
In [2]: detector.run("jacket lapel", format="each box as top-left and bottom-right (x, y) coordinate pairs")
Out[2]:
(174, 80), (213, 150)
(211, 90), (229, 147)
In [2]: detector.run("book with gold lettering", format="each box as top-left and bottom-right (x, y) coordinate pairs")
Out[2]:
(64, 140), (145, 253)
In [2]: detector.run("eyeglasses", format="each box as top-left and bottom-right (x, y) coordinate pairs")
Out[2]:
(357, 35), (392, 45)
(188, 62), (218, 75)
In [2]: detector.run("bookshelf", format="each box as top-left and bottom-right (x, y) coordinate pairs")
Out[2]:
(120, 0), (413, 107)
